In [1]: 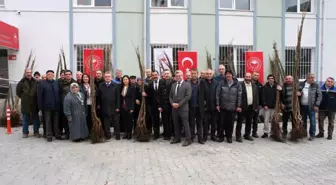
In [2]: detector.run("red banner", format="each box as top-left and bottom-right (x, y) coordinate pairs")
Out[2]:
(0, 21), (19, 50)
(245, 51), (264, 84)
(83, 49), (104, 76)
(177, 51), (198, 79)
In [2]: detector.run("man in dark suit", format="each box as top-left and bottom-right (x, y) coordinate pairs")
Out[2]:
(170, 70), (192, 147)
(97, 71), (121, 140)
(162, 69), (174, 140)
(236, 72), (259, 142)
(143, 71), (165, 139)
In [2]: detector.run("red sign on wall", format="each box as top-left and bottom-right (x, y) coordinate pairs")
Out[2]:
(245, 51), (264, 84)
(177, 51), (198, 79)
(0, 21), (19, 50)
(8, 55), (17, 60)
(83, 49), (104, 76)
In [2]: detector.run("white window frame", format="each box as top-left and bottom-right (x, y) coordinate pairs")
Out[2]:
(0, 0), (4, 7)
(219, 0), (251, 11)
(286, 0), (312, 13)
(151, 0), (187, 8)
(74, 0), (112, 7)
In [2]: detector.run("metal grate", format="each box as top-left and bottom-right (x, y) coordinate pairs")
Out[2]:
(150, 44), (188, 72)
(285, 47), (315, 80)
(74, 44), (112, 73)
(219, 45), (253, 78)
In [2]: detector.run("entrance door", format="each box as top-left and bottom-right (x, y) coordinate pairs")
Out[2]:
(0, 49), (9, 99)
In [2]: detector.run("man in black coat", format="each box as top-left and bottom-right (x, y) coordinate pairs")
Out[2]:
(16, 68), (40, 138)
(143, 71), (165, 139)
(38, 70), (64, 142)
(236, 72), (259, 142)
(200, 69), (219, 142)
(161, 69), (174, 140)
(251, 71), (263, 138)
(97, 71), (121, 140)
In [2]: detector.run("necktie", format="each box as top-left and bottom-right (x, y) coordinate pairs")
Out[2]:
(154, 80), (158, 91)
(106, 83), (110, 87)
(176, 82), (181, 95)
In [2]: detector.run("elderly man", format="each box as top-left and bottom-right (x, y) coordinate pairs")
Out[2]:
(214, 64), (225, 82)
(298, 73), (322, 141)
(16, 68), (40, 138)
(170, 70), (192, 146)
(113, 69), (122, 84)
(281, 75), (294, 139)
(317, 77), (336, 140)
(76, 71), (83, 84)
(145, 69), (152, 85)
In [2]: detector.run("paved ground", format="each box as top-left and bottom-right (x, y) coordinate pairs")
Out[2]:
(0, 125), (336, 185)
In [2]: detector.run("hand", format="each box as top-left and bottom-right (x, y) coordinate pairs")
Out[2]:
(97, 105), (100, 109)
(67, 118), (72, 123)
(236, 107), (242, 112)
(313, 106), (319, 111)
(264, 106), (268, 110)
(281, 104), (285, 110)
(115, 109), (119, 112)
(258, 106), (262, 109)
(172, 103), (179, 109)
(142, 92), (147, 97)
(135, 99), (140, 105)
(297, 92), (301, 96)
(158, 107), (163, 112)
(277, 85), (282, 91)
(130, 110), (134, 113)
(216, 106), (220, 112)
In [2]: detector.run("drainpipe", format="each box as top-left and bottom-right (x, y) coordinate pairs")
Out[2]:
(215, 0), (219, 69)
(253, 0), (257, 51)
(146, 0), (151, 69)
(315, 0), (321, 82)
(187, 0), (192, 50)
(281, 0), (286, 64)
(69, 0), (74, 72)
(320, 0), (325, 82)
(112, 0), (117, 73)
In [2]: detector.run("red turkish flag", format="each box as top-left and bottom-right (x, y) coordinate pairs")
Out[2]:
(177, 51), (198, 79)
(245, 51), (264, 84)
(83, 49), (104, 77)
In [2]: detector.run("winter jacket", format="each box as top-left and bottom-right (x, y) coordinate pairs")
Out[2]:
(216, 78), (242, 111)
(16, 77), (39, 114)
(299, 80), (322, 109)
(253, 80), (263, 106)
(38, 79), (61, 111)
(262, 82), (277, 109)
(214, 75), (225, 82)
(319, 84), (336, 112)
(201, 78), (219, 112)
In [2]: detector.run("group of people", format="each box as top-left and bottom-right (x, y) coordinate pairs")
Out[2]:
(16, 64), (336, 146)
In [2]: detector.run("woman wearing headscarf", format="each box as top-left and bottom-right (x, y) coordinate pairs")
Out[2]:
(63, 82), (89, 142)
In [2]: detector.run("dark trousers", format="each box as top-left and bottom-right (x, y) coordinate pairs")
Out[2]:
(86, 105), (92, 134)
(146, 104), (153, 134)
(282, 111), (294, 135)
(121, 109), (133, 135)
(59, 106), (64, 134)
(102, 114), (120, 138)
(252, 109), (259, 134)
(162, 107), (172, 138)
(44, 110), (60, 139)
(204, 110), (218, 138)
(238, 106), (254, 137)
(133, 109), (139, 132)
(318, 110), (335, 136)
(219, 109), (236, 139)
(301, 105), (316, 137)
(61, 110), (69, 137)
(189, 107), (203, 140)
(151, 106), (160, 138)
(172, 109), (191, 140)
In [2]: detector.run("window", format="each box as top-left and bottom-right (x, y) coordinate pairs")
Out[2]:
(75, 0), (112, 7)
(150, 44), (188, 71)
(151, 0), (186, 8)
(219, 45), (253, 78)
(219, 0), (250, 10)
(285, 47), (314, 79)
(0, 0), (4, 6)
(286, 0), (311, 13)
(74, 44), (112, 73)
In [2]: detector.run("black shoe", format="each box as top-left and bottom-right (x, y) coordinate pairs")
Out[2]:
(106, 135), (112, 140)
(244, 136), (254, 141)
(211, 136), (217, 142)
(55, 136), (64, 140)
(47, 137), (52, 142)
(308, 137), (315, 141)
(163, 137), (170, 140)
(198, 139), (205, 144)
(227, 137), (232, 143)
(182, 140), (192, 147)
(236, 137), (243, 143)
(127, 134), (132, 140)
(122, 135), (128, 139)
(327, 135), (332, 140)
(153, 136), (159, 140)
(218, 138), (224, 143)
(170, 139), (181, 144)
(261, 133), (268, 138)
(252, 133), (259, 138)
(282, 133), (287, 139)
(316, 133), (324, 138)
(203, 135), (208, 142)
(116, 135), (120, 140)
(64, 135), (69, 140)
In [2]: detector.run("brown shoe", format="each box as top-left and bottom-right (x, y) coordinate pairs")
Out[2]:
(34, 133), (41, 138)
(23, 134), (28, 138)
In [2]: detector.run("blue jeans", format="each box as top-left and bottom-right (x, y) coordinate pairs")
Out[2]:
(301, 105), (316, 137)
(22, 113), (40, 134)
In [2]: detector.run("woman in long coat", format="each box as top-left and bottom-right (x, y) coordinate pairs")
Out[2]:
(63, 82), (89, 142)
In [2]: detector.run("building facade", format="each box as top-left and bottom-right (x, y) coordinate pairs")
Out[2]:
(0, 0), (335, 81)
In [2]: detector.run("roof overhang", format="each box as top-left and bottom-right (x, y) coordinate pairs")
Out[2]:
(0, 21), (19, 50)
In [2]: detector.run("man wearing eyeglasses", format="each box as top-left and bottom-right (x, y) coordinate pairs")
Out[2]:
(297, 73), (322, 141)
(317, 77), (336, 140)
